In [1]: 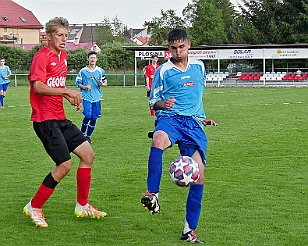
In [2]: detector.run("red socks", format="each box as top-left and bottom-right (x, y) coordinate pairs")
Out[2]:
(76, 168), (91, 206)
(31, 168), (92, 208)
(31, 184), (54, 208)
(150, 108), (155, 117)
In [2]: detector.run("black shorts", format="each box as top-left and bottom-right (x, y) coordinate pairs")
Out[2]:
(33, 119), (87, 165)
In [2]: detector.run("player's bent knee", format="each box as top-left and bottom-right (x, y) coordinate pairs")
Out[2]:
(83, 151), (95, 164)
(57, 160), (73, 176)
(152, 133), (171, 149)
(74, 141), (95, 163)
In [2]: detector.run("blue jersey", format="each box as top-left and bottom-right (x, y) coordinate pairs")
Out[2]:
(75, 66), (107, 103)
(149, 58), (206, 127)
(0, 66), (11, 85)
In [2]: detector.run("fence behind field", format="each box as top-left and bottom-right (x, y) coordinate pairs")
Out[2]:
(11, 73), (146, 87)
(10, 72), (308, 87)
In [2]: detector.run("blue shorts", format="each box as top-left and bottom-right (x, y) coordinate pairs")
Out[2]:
(154, 115), (208, 166)
(0, 83), (9, 92)
(82, 100), (101, 120)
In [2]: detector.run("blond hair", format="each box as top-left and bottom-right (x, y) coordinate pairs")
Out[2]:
(45, 17), (69, 35)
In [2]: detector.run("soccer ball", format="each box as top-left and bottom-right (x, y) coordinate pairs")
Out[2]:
(169, 156), (200, 187)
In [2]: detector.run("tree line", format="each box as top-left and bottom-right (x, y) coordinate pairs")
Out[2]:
(142, 0), (308, 71)
(144, 0), (308, 46)
(1, 0), (307, 73)
(0, 42), (135, 73)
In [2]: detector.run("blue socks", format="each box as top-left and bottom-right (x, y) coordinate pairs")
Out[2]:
(81, 117), (90, 134)
(86, 119), (96, 137)
(147, 146), (204, 231)
(147, 147), (163, 193)
(81, 118), (96, 138)
(186, 184), (204, 230)
(0, 95), (3, 107)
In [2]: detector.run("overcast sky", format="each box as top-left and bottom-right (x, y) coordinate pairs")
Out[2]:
(13, 0), (239, 28)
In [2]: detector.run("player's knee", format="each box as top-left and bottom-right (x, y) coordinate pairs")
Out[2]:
(81, 149), (95, 165)
(58, 160), (73, 175)
(195, 175), (204, 184)
(152, 131), (171, 149)
(195, 164), (205, 184)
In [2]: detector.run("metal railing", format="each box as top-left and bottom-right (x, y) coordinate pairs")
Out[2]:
(10, 73), (308, 87)
(11, 73), (146, 87)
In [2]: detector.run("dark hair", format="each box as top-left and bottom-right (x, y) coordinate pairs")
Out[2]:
(167, 29), (188, 43)
(88, 51), (98, 58)
(151, 54), (158, 58)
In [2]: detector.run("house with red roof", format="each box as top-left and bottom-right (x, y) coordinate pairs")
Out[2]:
(129, 28), (151, 45)
(0, 0), (150, 50)
(0, 0), (43, 45)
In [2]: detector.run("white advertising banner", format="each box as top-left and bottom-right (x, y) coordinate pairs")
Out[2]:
(218, 49), (264, 59)
(135, 50), (165, 60)
(135, 50), (218, 60)
(264, 48), (308, 59)
(188, 50), (218, 59)
(135, 48), (308, 60)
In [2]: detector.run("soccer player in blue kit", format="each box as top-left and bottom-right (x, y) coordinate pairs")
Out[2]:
(76, 51), (107, 144)
(141, 28), (217, 244)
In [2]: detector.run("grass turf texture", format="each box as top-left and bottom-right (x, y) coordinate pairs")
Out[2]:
(0, 86), (307, 246)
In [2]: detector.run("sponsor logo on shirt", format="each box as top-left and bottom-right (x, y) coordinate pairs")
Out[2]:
(51, 62), (57, 66)
(181, 75), (191, 80)
(184, 82), (194, 87)
(47, 76), (66, 87)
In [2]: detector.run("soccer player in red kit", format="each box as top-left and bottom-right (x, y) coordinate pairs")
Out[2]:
(145, 54), (159, 117)
(23, 17), (106, 227)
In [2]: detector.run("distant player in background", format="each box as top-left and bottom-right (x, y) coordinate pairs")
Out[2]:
(145, 54), (159, 117)
(76, 51), (107, 144)
(141, 29), (217, 244)
(0, 58), (11, 108)
(24, 17), (106, 228)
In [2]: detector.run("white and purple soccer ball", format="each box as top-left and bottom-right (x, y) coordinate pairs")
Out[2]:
(169, 156), (200, 187)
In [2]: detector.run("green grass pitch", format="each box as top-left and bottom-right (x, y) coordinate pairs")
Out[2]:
(0, 86), (307, 245)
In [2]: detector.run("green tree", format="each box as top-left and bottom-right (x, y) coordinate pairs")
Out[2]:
(66, 48), (88, 72)
(100, 42), (134, 70)
(282, 0), (308, 42)
(95, 16), (131, 45)
(236, 0), (284, 44)
(144, 9), (185, 45)
(214, 0), (237, 43)
(189, 0), (228, 45)
(235, 0), (308, 44)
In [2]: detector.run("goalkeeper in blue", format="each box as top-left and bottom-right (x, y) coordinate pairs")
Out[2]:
(76, 51), (107, 144)
(141, 28), (217, 244)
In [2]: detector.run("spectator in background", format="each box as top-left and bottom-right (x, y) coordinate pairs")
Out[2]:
(0, 58), (11, 108)
(76, 51), (107, 144)
(296, 68), (302, 77)
(145, 54), (159, 117)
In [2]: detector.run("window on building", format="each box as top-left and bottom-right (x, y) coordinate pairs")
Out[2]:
(2, 16), (9, 22)
(19, 17), (27, 22)
(4, 28), (7, 32)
